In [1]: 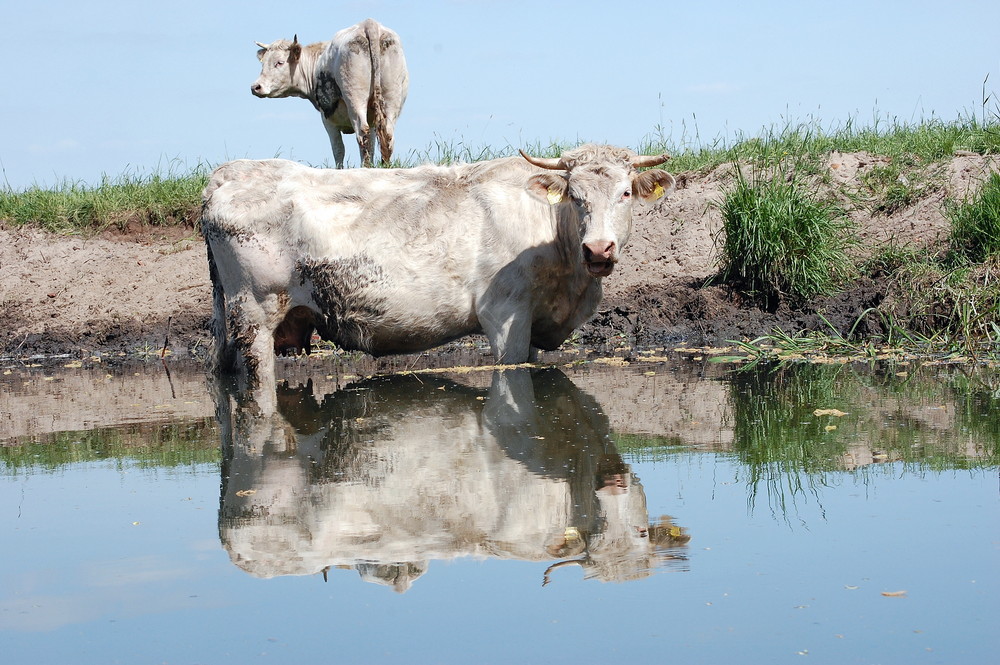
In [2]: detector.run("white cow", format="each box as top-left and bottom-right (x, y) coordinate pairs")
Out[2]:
(251, 18), (408, 167)
(201, 144), (675, 406)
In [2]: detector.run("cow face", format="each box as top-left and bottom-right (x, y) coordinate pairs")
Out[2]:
(251, 36), (303, 98)
(524, 147), (675, 278)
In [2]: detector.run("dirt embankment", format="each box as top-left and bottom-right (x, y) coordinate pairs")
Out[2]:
(2, 153), (998, 361)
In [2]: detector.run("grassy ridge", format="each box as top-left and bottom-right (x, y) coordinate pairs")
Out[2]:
(4, 114), (997, 233)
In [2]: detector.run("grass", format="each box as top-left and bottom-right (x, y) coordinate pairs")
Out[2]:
(0, 167), (209, 233)
(714, 161), (855, 303)
(947, 170), (1000, 263)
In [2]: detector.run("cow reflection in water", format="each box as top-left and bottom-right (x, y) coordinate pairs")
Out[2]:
(216, 368), (690, 592)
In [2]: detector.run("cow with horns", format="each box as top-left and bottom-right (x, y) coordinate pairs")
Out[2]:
(200, 144), (675, 406)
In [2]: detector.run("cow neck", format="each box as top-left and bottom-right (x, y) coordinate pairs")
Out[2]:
(292, 55), (321, 105)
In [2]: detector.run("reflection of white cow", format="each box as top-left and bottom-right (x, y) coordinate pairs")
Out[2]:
(216, 369), (690, 591)
(251, 18), (409, 168)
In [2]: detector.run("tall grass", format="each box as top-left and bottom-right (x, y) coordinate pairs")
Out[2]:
(640, 111), (1000, 175)
(947, 170), (1000, 263)
(0, 168), (208, 233)
(715, 162), (855, 303)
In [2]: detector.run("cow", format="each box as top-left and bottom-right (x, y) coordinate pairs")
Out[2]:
(251, 18), (408, 168)
(201, 143), (676, 408)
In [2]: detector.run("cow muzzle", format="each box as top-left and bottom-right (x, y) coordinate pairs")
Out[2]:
(583, 240), (617, 278)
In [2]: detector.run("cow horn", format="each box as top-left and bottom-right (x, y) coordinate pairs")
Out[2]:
(255, 41), (270, 49)
(632, 153), (671, 168)
(541, 560), (585, 587)
(519, 150), (563, 170)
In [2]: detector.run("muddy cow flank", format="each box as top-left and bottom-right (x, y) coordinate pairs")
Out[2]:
(200, 144), (676, 404)
(252, 18), (408, 167)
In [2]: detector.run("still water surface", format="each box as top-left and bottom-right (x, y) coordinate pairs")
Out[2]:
(1, 355), (997, 664)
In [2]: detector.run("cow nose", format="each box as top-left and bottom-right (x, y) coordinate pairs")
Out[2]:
(251, 83), (262, 95)
(583, 240), (615, 262)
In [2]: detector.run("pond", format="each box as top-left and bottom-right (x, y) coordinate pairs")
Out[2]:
(1, 352), (997, 664)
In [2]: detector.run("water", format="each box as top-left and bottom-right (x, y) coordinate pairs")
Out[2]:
(2, 355), (997, 664)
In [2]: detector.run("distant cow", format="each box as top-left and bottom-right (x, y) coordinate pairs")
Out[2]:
(251, 18), (408, 167)
(201, 144), (675, 406)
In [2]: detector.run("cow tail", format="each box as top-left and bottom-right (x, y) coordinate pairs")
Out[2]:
(363, 19), (386, 160)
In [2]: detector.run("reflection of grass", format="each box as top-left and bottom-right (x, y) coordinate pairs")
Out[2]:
(618, 362), (1000, 517)
(614, 433), (692, 462)
(726, 363), (852, 513)
(619, 362), (1000, 472)
(0, 419), (220, 474)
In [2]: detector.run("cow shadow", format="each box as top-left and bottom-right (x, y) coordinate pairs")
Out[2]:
(214, 367), (690, 592)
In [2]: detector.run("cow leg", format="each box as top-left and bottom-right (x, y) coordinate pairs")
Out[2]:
(322, 117), (347, 168)
(355, 128), (374, 168)
(479, 305), (533, 364)
(226, 293), (278, 414)
(340, 98), (373, 167)
(206, 243), (237, 374)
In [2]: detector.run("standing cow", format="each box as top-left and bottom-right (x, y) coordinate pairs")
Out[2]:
(201, 144), (675, 407)
(251, 18), (408, 167)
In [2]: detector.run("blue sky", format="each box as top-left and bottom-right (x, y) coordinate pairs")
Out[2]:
(3, 0), (998, 191)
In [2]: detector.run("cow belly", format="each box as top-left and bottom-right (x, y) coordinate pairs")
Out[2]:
(299, 256), (478, 355)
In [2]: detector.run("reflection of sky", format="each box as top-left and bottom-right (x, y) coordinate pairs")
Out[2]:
(2, 417), (998, 663)
(1, 465), (229, 634)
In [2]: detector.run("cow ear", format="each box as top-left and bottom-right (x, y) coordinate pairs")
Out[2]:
(527, 174), (569, 206)
(289, 35), (302, 64)
(632, 169), (676, 204)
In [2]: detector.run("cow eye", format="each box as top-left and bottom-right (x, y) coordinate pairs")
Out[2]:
(275, 60), (285, 67)
(622, 190), (632, 200)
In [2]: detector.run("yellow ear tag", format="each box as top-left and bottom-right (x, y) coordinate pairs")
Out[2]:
(651, 183), (665, 200)
(546, 187), (563, 205)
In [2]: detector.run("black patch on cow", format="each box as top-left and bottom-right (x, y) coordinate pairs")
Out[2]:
(315, 71), (343, 118)
(299, 256), (389, 352)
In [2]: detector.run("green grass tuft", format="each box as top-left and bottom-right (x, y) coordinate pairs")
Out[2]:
(715, 162), (855, 303)
(947, 170), (1000, 264)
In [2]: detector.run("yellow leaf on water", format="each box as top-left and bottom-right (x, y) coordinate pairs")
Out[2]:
(825, 425), (837, 432)
(881, 590), (908, 597)
(814, 408), (847, 417)
(235, 489), (257, 497)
